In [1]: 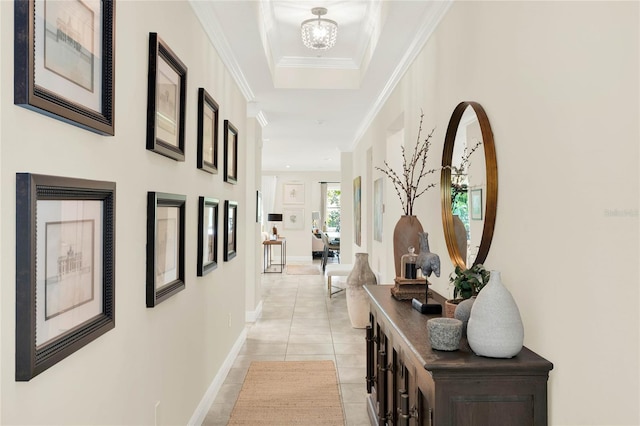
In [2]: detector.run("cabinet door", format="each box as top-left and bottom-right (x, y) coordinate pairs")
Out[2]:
(377, 328), (391, 425)
(397, 360), (433, 426)
(367, 316), (390, 426)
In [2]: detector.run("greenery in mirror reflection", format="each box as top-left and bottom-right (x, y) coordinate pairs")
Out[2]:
(451, 187), (469, 237)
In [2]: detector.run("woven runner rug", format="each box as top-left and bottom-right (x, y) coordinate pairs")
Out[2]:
(286, 264), (322, 275)
(227, 360), (344, 425)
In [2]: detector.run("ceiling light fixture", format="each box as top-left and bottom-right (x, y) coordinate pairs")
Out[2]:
(301, 7), (338, 50)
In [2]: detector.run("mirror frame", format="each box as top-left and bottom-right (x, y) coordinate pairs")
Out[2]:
(440, 101), (498, 269)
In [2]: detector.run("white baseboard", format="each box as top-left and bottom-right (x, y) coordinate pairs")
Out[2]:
(245, 300), (263, 323)
(188, 327), (248, 425)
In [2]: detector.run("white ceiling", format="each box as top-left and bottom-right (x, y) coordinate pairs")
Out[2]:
(190, 0), (452, 172)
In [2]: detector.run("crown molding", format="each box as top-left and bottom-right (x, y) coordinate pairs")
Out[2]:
(189, 0), (255, 102)
(350, 0), (453, 150)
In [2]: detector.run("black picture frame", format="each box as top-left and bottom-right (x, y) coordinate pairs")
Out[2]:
(15, 173), (116, 381)
(224, 200), (238, 261)
(197, 196), (219, 276)
(197, 88), (219, 174)
(147, 192), (186, 307)
(256, 190), (262, 223)
(224, 120), (238, 184)
(146, 33), (187, 161)
(14, 0), (115, 135)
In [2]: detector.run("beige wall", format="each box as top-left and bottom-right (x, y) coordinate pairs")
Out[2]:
(0, 1), (255, 424)
(353, 1), (639, 424)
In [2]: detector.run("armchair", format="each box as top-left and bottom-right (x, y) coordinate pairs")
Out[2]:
(320, 232), (340, 271)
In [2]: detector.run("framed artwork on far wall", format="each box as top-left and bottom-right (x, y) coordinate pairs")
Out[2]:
(283, 208), (304, 230)
(283, 183), (304, 204)
(353, 176), (361, 246)
(471, 188), (483, 220)
(224, 120), (238, 184)
(14, 0), (115, 135)
(146, 32), (187, 162)
(15, 173), (116, 381)
(256, 190), (262, 224)
(374, 177), (383, 242)
(197, 88), (219, 174)
(224, 200), (238, 261)
(147, 192), (186, 307)
(197, 197), (219, 276)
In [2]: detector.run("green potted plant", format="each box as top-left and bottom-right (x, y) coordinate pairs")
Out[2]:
(444, 264), (490, 317)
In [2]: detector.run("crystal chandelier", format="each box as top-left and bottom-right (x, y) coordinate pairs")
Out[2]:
(301, 7), (338, 50)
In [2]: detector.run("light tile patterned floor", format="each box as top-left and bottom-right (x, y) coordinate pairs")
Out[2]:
(203, 261), (369, 426)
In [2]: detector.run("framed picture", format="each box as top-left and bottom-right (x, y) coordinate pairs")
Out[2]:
(15, 173), (115, 381)
(256, 190), (262, 224)
(14, 0), (115, 135)
(353, 176), (361, 246)
(374, 177), (383, 242)
(283, 208), (304, 230)
(283, 183), (304, 204)
(197, 88), (219, 174)
(147, 192), (186, 307)
(224, 200), (238, 261)
(224, 120), (238, 184)
(197, 197), (219, 276)
(471, 188), (483, 220)
(146, 33), (187, 161)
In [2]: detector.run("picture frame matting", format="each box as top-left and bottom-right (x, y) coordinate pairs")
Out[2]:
(15, 173), (116, 381)
(14, 0), (115, 135)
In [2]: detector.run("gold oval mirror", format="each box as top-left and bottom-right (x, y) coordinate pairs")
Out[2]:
(441, 102), (497, 269)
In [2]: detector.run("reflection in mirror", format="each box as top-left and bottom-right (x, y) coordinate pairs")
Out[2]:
(441, 102), (497, 270)
(451, 106), (486, 266)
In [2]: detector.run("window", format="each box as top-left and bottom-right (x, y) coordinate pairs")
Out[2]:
(326, 184), (341, 232)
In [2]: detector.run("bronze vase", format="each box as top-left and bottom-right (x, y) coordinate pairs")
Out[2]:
(392, 215), (424, 278)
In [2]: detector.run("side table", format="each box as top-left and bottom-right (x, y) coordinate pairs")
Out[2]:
(263, 237), (286, 273)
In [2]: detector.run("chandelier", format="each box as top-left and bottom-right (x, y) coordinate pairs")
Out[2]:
(301, 7), (338, 50)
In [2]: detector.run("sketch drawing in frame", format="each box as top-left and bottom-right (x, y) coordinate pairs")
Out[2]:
(224, 200), (238, 261)
(146, 33), (187, 161)
(15, 173), (115, 381)
(283, 208), (305, 230)
(198, 197), (219, 276)
(14, 0), (115, 135)
(197, 88), (219, 174)
(283, 183), (304, 204)
(224, 120), (238, 184)
(147, 192), (186, 307)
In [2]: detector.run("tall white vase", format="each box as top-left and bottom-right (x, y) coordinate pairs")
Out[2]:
(467, 270), (524, 358)
(346, 253), (377, 329)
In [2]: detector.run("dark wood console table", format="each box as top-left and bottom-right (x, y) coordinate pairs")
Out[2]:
(365, 284), (553, 426)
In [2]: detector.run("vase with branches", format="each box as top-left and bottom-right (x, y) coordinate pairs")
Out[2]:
(376, 110), (439, 277)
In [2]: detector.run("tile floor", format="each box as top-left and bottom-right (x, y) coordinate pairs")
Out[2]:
(203, 260), (370, 426)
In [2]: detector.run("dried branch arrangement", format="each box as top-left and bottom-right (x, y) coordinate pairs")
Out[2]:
(375, 111), (439, 215)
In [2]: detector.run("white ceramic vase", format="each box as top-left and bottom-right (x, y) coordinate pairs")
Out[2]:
(467, 271), (524, 358)
(346, 253), (377, 328)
